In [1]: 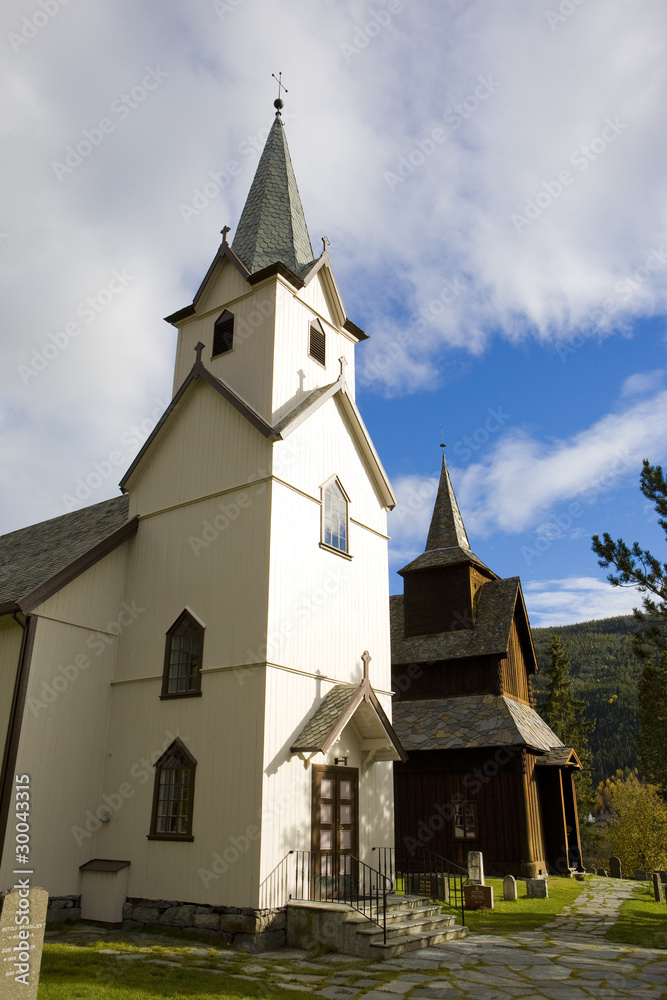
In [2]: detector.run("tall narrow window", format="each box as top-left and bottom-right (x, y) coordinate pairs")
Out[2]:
(148, 738), (196, 841)
(321, 478), (349, 555)
(161, 611), (204, 699)
(454, 802), (477, 839)
(213, 309), (234, 356)
(309, 319), (326, 366)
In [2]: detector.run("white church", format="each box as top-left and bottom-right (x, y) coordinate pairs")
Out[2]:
(0, 99), (410, 947)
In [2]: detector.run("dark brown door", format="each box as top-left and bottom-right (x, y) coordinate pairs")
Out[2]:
(312, 766), (358, 898)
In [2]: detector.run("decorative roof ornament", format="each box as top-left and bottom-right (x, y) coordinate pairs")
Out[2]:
(272, 71), (288, 116)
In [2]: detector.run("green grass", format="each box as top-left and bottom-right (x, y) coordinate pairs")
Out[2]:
(449, 876), (585, 935)
(605, 882), (667, 950)
(37, 936), (325, 1000)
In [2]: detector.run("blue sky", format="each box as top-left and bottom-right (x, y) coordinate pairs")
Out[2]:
(1, 0), (666, 626)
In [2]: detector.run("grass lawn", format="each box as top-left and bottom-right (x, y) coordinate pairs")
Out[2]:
(449, 876), (585, 935)
(605, 882), (667, 950)
(37, 936), (327, 1000)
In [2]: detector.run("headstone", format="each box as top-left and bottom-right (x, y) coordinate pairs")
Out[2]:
(609, 856), (622, 879)
(587, 866), (597, 874)
(0, 886), (48, 999)
(526, 878), (549, 899)
(467, 851), (485, 886)
(635, 870), (648, 880)
(502, 875), (517, 901)
(596, 868), (607, 876)
(659, 871), (667, 885)
(652, 872), (664, 903)
(463, 884), (494, 910)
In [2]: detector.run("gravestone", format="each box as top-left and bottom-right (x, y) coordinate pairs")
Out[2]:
(596, 868), (607, 876)
(464, 884), (494, 910)
(635, 870), (648, 880)
(659, 871), (667, 884)
(609, 856), (622, 879)
(467, 851), (485, 885)
(503, 875), (517, 901)
(587, 866), (597, 874)
(652, 872), (664, 903)
(526, 878), (549, 899)
(0, 886), (48, 1000)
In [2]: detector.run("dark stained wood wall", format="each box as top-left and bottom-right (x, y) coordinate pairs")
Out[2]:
(403, 565), (475, 637)
(501, 618), (531, 703)
(392, 656), (501, 701)
(394, 747), (534, 874)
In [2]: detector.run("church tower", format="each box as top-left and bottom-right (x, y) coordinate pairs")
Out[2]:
(0, 97), (405, 940)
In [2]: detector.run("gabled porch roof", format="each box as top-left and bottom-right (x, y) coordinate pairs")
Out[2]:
(291, 663), (407, 763)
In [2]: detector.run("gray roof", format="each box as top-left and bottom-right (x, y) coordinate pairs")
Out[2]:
(390, 577), (521, 664)
(0, 495), (130, 610)
(392, 694), (564, 753)
(400, 453), (490, 576)
(232, 116), (315, 279)
(291, 684), (358, 752)
(273, 382), (336, 434)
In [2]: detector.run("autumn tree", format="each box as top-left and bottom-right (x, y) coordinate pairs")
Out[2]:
(592, 460), (667, 791)
(596, 770), (667, 874)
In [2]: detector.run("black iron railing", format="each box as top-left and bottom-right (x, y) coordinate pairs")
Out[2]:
(372, 847), (468, 926)
(259, 850), (393, 943)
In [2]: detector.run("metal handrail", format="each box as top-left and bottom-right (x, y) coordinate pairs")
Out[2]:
(372, 846), (468, 926)
(290, 850), (392, 943)
(260, 850), (392, 943)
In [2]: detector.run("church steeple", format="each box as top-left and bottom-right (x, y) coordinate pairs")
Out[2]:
(425, 448), (471, 552)
(231, 112), (315, 279)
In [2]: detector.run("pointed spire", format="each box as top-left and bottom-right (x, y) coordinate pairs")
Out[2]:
(425, 447), (471, 552)
(231, 116), (315, 279)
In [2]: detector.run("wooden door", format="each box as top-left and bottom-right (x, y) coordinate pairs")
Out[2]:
(311, 766), (358, 898)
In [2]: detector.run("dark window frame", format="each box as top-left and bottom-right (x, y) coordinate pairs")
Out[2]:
(453, 801), (478, 840)
(160, 610), (204, 700)
(212, 309), (234, 357)
(308, 318), (326, 367)
(147, 737), (197, 842)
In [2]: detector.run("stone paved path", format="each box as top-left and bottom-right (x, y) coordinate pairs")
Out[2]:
(47, 878), (666, 999)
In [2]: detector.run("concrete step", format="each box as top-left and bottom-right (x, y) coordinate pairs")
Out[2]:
(369, 923), (468, 958)
(355, 913), (456, 938)
(343, 904), (443, 926)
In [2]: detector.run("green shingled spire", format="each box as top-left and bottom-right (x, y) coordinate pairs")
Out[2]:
(425, 449), (471, 552)
(231, 115), (315, 278)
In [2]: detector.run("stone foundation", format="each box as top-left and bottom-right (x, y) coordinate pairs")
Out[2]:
(46, 895), (82, 924)
(122, 897), (286, 952)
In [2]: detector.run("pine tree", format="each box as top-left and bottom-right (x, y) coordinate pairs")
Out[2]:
(592, 460), (667, 792)
(543, 635), (595, 817)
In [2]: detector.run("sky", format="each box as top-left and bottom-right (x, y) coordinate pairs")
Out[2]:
(1, 0), (666, 627)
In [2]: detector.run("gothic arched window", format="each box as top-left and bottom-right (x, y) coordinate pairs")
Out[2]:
(321, 478), (350, 555)
(148, 738), (196, 840)
(161, 610), (204, 699)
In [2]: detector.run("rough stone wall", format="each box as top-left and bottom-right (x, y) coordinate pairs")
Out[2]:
(123, 898), (287, 952)
(46, 895), (82, 924)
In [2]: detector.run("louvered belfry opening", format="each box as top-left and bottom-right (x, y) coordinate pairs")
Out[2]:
(213, 309), (234, 356)
(309, 319), (326, 366)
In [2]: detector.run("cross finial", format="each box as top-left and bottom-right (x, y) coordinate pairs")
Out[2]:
(221, 225), (231, 244)
(321, 236), (330, 255)
(194, 342), (205, 364)
(361, 650), (371, 681)
(272, 72), (288, 114)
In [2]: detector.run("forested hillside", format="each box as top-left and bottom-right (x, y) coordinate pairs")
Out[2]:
(531, 616), (641, 783)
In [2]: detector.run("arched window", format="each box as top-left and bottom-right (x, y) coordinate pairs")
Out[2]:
(213, 309), (234, 356)
(161, 610), (204, 699)
(321, 478), (349, 555)
(148, 738), (196, 841)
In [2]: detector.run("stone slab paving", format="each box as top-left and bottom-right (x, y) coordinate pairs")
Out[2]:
(45, 878), (666, 998)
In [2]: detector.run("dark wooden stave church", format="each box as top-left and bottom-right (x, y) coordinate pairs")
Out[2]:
(391, 452), (583, 878)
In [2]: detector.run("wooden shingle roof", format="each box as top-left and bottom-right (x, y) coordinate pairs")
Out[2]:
(0, 495), (135, 614)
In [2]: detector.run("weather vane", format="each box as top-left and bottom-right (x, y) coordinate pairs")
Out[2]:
(272, 72), (288, 114)
(440, 425), (446, 449)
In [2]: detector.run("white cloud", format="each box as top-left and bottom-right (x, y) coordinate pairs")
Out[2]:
(621, 370), (665, 397)
(458, 387), (667, 535)
(523, 576), (641, 627)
